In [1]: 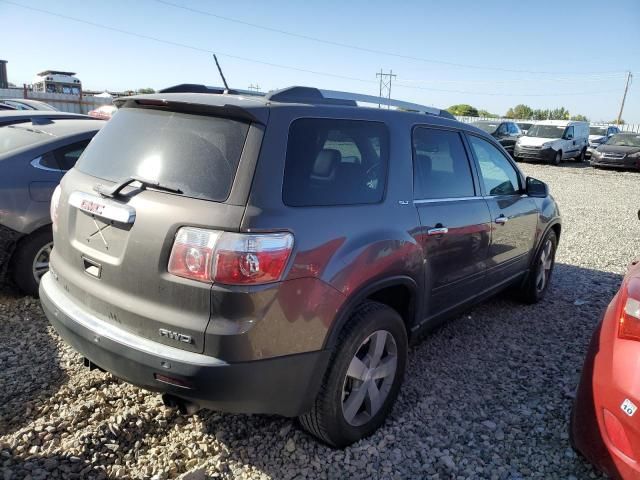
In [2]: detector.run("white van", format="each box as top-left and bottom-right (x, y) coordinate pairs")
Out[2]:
(514, 120), (589, 165)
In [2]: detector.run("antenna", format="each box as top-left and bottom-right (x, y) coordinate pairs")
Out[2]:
(213, 54), (230, 93)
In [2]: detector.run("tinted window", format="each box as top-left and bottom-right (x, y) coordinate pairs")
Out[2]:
(468, 135), (520, 196)
(38, 152), (61, 169)
(497, 123), (508, 135)
(53, 139), (90, 170)
(76, 108), (250, 202)
(413, 128), (475, 199)
(283, 119), (388, 207)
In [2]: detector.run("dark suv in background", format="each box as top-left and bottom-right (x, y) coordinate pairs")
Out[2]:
(470, 120), (522, 155)
(40, 86), (561, 447)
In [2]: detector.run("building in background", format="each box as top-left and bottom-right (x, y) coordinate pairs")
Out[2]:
(32, 70), (81, 95)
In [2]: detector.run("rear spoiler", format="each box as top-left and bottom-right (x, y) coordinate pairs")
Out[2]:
(114, 97), (268, 125)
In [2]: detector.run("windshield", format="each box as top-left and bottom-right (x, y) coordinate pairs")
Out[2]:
(0, 126), (49, 156)
(606, 134), (640, 147)
(526, 125), (565, 139)
(472, 122), (499, 134)
(589, 127), (607, 136)
(76, 108), (250, 202)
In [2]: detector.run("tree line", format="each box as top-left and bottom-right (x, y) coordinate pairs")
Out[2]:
(446, 103), (606, 122)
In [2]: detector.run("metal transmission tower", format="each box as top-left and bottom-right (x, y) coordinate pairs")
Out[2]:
(376, 69), (397, 109)
(248, 83), (261, 93)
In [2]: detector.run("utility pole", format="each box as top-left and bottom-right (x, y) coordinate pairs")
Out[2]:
(617, 71), (632, 125)
(248, 83), (261, 93)
(376, 69), (396, 109)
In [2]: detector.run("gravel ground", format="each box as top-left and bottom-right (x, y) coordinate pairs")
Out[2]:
(1, 162), (639, 479)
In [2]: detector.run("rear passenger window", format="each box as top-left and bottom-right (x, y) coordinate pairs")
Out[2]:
(412, 128), (475, 199)
(467, 135), (521, 196)
(53, 139), (91, 170)
(283, 119), (388, 207)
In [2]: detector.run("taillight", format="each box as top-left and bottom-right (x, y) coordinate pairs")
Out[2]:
(50, 184), (62, 232)
(168, 227), (293, 285)
(168, 228), (221, 282)
(618, 278), (640, 341)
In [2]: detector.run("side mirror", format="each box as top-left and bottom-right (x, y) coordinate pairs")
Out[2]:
(526, 177), (548, 198)
(564, 134), (574, 140)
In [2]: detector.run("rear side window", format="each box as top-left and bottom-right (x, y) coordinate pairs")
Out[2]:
(76, 108), (250, 202)
(412, 127), (475, 199)
(283, 119), (388, 207)
(54, 139), (90, 170)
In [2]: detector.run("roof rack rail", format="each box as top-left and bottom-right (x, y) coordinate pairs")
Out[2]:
(158, 84), (264, 96)
(265, 86), (454, 119)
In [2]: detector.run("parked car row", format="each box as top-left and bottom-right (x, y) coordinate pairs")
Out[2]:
(469, 119), (637, 170)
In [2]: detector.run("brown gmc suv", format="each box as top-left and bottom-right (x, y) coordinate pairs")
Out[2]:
(40, 85), (561, 447)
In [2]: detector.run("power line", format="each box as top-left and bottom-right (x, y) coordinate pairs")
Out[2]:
(0, 0), (624, 98)
(0, 0), (377, 85)
(151, 0), (625, 77)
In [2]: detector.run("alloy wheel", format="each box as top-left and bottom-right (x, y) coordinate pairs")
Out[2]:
(535, 239), (554, 293)
(341, 330), (398, 427)
(32, 242), (53, 284)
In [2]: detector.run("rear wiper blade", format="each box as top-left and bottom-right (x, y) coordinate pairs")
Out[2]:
(94, 176), (183, 198)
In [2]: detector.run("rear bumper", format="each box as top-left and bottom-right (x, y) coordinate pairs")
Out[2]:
(572, 302), (640, 479)
(40, 272), (330, 417)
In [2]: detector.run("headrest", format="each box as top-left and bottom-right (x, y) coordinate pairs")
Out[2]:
(416, 153), (432, 171)
(312, 149), (341, 179)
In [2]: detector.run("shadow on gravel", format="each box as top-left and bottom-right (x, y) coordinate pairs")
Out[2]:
(0, 285), (68, 437)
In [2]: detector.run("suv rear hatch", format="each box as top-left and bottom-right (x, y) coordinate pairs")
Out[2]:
(51, 102), (263, 353)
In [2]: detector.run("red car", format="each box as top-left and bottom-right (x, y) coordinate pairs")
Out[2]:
(572, 253), (640, 479)
(88, 104), (117, 120)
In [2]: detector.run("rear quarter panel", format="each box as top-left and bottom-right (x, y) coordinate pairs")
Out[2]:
(240, 106), (425, 349)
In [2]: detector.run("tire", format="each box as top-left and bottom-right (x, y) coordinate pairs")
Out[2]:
(299, 301), (408, 448)
(516, 230), (557, 304)
(551, 151), (562, 166)
(575, 148), (586, 162)
(11, 229), (53, 297)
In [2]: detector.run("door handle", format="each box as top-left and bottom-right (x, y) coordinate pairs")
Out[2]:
(427, 227), (449, 236)
(495, 216), (509, 225)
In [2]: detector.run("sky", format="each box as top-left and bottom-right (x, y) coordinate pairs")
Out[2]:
(1, 0), (639, 123)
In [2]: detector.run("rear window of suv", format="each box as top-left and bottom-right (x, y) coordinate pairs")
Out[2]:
(75, 108), (250, 202)
(283, 119), (389, 207)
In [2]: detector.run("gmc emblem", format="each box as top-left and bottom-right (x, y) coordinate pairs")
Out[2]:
(159, 328), (192, 344)
(80, 199), (105, 215)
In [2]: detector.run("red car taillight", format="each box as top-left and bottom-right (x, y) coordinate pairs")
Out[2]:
(168, 227), (293, 285)
(618, 278), (640, 341)
(50, 184), (62, 233)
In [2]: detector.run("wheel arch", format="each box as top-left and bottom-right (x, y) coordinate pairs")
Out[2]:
(323, 275), (419, 350)
(531, 221), (561, 270)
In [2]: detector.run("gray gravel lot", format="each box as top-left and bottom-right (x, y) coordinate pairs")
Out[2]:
(1, 162), (639, 479)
